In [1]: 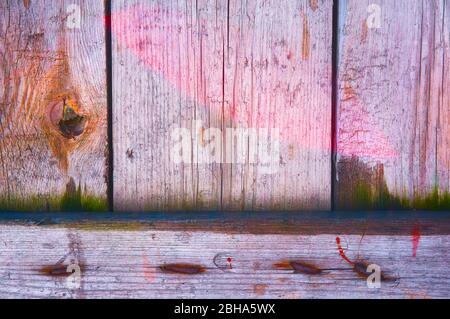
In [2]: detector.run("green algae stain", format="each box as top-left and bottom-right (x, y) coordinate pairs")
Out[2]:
(0, 195), (107, 212)
(337, 156), (450, 211)
(0, 178), (107, 212)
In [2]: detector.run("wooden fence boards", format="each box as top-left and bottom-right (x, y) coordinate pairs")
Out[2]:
(336, 0), (450, 210)
(1, 0), (448, 212)
(112, 0), (332, 211)
(0, 0), (108, 211)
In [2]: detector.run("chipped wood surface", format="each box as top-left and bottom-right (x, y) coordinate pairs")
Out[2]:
(336, 0), (450, 209)
(0, 0), (108, 211)
(0, 220), (449, 298)
(112, 0), (332, 211)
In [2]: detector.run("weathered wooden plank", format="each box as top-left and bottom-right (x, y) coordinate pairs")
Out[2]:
(0, 223), (449, 298)
(0, 0), (108, 212)
(336, 0), (450, 210)
(112, 0), (332, 211)
(1, 211), (450, 235)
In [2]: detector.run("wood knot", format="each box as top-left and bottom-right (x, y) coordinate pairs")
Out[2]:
(48, 97), (87, 139)
(59, 98), (87, 139)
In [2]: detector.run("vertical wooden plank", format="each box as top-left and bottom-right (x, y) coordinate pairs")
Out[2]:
(0, 0), (108, 211)
(112, 0), (332, 211)
(336, 0), (450, 210)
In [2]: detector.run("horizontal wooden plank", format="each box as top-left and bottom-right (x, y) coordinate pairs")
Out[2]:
(0, 211), (450, 235)
(0, 224), (449, 298)
(0, 0), (108, 212)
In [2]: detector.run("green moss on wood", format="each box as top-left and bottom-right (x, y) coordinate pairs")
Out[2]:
(0, 178), (107, 212)
(0, 195), (107, 212)
(337, 156), (450, 211)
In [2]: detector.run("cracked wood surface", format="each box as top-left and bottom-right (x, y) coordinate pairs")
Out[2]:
(0, 0), (108, 211)
(112, 0), (332, 211)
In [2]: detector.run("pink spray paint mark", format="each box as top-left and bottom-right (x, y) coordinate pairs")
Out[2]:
(111, 3), (398, 162)
(412, 225), (421, 257)
(143, 255), (155, 282)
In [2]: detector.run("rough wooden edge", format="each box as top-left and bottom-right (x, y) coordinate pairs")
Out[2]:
(0, 211), (449, 235)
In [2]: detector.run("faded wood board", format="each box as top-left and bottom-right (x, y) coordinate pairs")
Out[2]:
(2, 211), (450, 235)
(336, 0), (450, 210)
(0, 224), (449, 298)
(112, 0), (332, 211)
(0, 0), (108, 211)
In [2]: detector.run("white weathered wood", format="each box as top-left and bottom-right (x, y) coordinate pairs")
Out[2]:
(336, 0), (450, 209)
(112, 0), (332, 211)
(0, 0), (108, 211)
(0, 224), (449, 298)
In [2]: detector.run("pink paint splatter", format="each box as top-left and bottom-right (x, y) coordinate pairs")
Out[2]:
(111, 3), (398, 162)
(143, 255), (155, 282)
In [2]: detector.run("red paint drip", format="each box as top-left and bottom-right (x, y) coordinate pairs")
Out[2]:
(227, 257), (233, 269)
(412, 225), (421, 257)
(336, 237), (354, 266)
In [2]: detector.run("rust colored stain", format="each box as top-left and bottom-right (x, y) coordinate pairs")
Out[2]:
(23, 0), (30, 9)
(361, 20), (368, 43)
(342, 83), (356, 101)
(160, 263), (205, 275)
(274, 260), (322, 275)
(412, 225), (421, 257)
(302, 13), (310, 61)
(39, 263), (84, 277)
(288, 144), (296, 160)
(309, 0), (319, 11)
(254, 284), (268, 296)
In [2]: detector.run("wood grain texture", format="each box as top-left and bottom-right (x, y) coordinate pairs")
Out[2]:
(336, 0), (450, 210)
(112, 0), (332, 211)
(0, 0), (108, 211)
(0, 223), (449, 298)
(2, 211), (450, 235)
